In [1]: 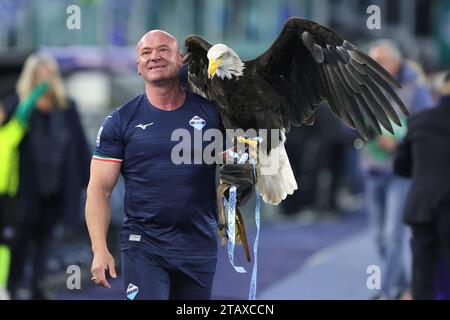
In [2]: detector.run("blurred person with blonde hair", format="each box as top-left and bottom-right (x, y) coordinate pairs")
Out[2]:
(0, 81), (49, 300)
(394, 71), (450, 299)
(3, 53), (90, 300)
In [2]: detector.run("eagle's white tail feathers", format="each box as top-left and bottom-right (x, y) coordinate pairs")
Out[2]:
(256, 142), (298, 205)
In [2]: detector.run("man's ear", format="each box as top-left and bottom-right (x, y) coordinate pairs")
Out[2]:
(136, 61), (141, 75)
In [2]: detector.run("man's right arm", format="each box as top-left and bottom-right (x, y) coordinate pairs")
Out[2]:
(85, 158), (121, 288)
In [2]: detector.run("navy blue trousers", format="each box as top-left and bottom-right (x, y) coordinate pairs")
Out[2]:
(122, 245), (217, 300)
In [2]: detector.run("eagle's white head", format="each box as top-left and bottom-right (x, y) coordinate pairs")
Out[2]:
(207, 44), (245, 80)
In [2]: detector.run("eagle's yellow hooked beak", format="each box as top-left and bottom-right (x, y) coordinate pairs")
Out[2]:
(208, 58), (223, 78)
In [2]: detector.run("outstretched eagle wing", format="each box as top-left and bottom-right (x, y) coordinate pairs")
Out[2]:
(183, 35), (214, 100)
(246, 17), (408, 139)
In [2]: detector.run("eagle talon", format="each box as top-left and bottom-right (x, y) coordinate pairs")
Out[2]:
(236, 136), (261, 164)
(237, 136), (259, 148)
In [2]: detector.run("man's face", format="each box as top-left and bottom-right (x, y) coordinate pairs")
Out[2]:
(136, 32), (182, 83)
(369, 47), (400, 77)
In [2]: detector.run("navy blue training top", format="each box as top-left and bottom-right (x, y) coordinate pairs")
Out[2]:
(94, 91), (222, 258)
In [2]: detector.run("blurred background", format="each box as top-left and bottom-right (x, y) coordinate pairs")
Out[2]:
(0, 0), (449, 300)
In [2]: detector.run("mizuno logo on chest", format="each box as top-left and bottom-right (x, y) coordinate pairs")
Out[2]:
(135, 122), (154, 130)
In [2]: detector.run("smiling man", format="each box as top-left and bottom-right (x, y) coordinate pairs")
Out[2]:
(85, 30), (224, 300)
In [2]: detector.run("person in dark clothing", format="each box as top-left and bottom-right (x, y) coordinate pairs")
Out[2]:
(394, 72), (450, 300)
(282, 103), (351, 215)
(5, 54), (90, 300)
(0, 82), (49, 300)
(362, 40), (433, 299)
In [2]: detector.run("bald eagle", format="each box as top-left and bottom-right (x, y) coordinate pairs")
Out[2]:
(184, 17), (408, 205)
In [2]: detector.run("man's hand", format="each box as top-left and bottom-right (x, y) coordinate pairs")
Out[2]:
(91, 249), (117, 288)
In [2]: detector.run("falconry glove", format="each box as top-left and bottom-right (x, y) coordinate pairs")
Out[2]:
(217, 162), (255, 262)
(219, 163), (254, 205)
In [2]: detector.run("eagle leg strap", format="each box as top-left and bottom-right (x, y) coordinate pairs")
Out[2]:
(217, 181), (251, 262)
(217, 183), (229, 229)
(236, 206), (251, 262)
(217, 182), (229, 247)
